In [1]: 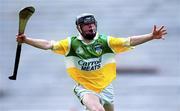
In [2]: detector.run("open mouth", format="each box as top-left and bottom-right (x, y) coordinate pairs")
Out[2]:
(87, 29), (96, 34)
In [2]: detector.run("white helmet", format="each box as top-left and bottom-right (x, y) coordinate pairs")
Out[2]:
(75, 13), (97, 26)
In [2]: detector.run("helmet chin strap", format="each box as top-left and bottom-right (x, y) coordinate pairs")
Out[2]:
(77, 25), (83, 34)
(77, 25), (87, 38)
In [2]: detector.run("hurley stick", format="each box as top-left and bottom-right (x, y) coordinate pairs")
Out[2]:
(9, 6), (35, 80)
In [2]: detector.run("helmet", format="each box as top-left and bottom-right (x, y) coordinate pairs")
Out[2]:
(75, 13), (97, 26)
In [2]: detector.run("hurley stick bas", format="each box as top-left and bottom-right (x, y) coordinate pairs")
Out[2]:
(9, 6), (35, 80)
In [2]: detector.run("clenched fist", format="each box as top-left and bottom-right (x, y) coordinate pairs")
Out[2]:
(16, 34), (26, 43)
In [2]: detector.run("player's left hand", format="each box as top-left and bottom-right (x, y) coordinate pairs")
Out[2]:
(152, 25), (167, 39)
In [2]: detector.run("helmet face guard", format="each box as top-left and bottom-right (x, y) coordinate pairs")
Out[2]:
(76, 13), (97, 40)
(76, 13), (97, 26)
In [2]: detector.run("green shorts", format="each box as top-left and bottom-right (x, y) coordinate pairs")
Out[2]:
(73, 84), (114, 106)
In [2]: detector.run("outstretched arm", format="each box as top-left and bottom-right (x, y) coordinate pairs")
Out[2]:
(16, 34), (53, 50)
(130, 25), (167, 46)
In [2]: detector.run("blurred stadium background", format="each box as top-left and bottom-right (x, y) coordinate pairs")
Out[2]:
(0, 0), (180, 111)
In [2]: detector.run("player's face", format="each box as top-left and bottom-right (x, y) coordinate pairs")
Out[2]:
(80, 23), (97, 40)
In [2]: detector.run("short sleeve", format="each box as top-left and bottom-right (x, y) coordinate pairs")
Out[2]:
(108, 36), (134, 54)
(51, 38), (70, 55)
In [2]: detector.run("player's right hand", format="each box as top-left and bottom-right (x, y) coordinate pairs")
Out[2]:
(16, 34), (26, 43)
